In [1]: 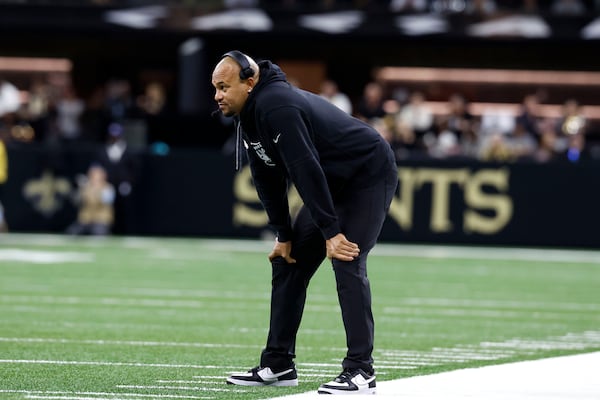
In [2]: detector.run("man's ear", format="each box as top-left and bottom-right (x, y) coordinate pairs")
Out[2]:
(246, 77), (256, 93)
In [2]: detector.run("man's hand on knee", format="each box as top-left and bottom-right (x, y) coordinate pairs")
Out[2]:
(268, 239), (297, 264)
(326, 233), (360, 261)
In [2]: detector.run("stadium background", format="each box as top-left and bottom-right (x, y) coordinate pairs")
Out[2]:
(2, 0), (600, 247)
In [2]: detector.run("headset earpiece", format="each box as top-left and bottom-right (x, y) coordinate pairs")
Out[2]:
(222, 50), (254, 80)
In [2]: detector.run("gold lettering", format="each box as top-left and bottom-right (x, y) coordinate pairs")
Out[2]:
(232, 166), (304, 227)
(287, 185), (304, 219)
(233, 165), (513, 236)
(233, 166), (258, 202)
(232, 202), (268, 227)
(417, 169), (470, 232)
(387, 168), (416, 231)
(464, 168), (513, 234)
(232, 166), (265, 227)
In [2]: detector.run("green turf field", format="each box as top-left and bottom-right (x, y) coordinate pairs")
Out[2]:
(1, 234), (599, 399)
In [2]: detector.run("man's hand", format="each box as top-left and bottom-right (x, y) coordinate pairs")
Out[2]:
(268, 239), (297, 264)
(326, 233), (360, 261)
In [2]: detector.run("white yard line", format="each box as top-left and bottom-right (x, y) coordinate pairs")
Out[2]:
(0, 390), (212, 399)
(275, 351), (600, 400)
(0, 359), (238, 369)
(25, 397), (212, 400)
(192, 238), (600, 264)
(4, 293), (597, 319)
(400, 297), (600, 311)
(0, 337), (259, 349)
(0, 249), (94, 264)
(4, 234), (600, 264)
(0, 294), (270, 311)
(116, 385), (245, 393)
(1, 353), (598, 399)
(371, 243), (600, 264)
(3, 331), (599, 372)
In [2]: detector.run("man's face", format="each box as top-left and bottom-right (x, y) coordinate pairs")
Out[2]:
(212, 60), (250, 117)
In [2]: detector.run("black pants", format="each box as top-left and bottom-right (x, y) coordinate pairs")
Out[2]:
(260, 163), (398, 372)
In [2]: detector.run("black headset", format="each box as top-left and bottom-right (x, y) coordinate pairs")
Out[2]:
(221, 50), (255, 80)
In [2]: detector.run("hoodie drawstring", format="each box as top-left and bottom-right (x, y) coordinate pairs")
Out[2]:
(235, 119), (242, 171)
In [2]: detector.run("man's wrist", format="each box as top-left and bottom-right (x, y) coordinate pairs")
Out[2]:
(276, 227), (293, 242)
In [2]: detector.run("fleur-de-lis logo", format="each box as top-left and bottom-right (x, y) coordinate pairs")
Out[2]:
(23, 169), (72, 217)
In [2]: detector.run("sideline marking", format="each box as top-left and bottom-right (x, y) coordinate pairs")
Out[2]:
(276, 351), (600, 400)
(0, 249), (93, 264)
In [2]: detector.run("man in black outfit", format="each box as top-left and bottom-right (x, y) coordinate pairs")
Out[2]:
(212, 51), (397, 395)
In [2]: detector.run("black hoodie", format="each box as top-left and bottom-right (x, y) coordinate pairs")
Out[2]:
(239, 60), (394, 242)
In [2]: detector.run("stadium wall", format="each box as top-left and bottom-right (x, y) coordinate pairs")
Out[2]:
(3, 145), (600, 248)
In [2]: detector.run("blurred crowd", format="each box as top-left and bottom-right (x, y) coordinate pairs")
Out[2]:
(0, 76), (147, 235)
(223, 0), (599, 15)
(1, 74), (596, 166)
(0, 76), (168, 148)
(0, 69), (597, 237)
(319, 79), (595, 164)
(1, 0), (596, 237)
(35, 0), (600, 15)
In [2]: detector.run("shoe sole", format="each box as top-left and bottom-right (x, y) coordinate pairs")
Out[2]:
(226, 377), (299, 387)
(317, 388), (376, 395)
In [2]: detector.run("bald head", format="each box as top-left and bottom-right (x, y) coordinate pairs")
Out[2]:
(217, 53), (260, 81)
(211, 52), (260, 117)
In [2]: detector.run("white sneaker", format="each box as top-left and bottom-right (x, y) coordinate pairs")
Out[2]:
(226, 366), (298, 386)
(318, 368), (376, 395)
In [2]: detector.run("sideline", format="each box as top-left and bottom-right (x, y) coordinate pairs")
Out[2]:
(3, 233), (600, 264)
(276, 351), (600, 399)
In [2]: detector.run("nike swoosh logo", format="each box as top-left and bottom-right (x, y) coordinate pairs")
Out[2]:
(273, 133), (282, 143)
(355, 375), (376, 386)
(257, 368), (293, 381)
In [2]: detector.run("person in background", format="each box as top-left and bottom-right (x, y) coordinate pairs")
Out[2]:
(95, 122), (140, 235)
(54, 85), (85, 144)
(67, 164), (115, 236)
(531, 119), (561, 163)
(422, 93), (479, 160)
(355, 81), (387, 122)
(504, 120), (537, 160)
(563, 132), (589, 163)
(426, 117), (462, 159)
(445, 93), (475, 140)
(556, 98), (586, 137)
(515, 93), (542, 139)
(80, 86), (109, 144)
(25, 79), (53, 143)
(0, 78), (21, 118)
(104, 79), (135, 122)
(0, 130), (8, 232)
(137, 82), (167, 116)
(394, 90), (433, 154)
(319, 79), (352, 114)
(212, 50), (397, 395)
